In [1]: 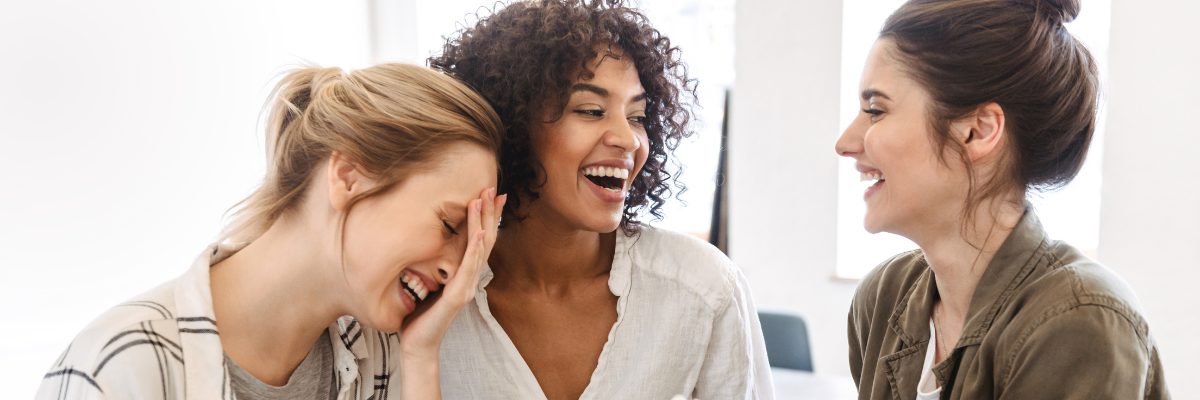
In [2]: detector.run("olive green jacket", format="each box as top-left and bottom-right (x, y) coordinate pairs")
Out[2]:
(848, 211), (1169, 400)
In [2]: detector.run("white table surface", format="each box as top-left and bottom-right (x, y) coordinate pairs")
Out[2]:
(771, 367), (858, 400)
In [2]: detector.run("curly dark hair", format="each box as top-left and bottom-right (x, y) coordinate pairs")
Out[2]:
(429, 0), (696, 236)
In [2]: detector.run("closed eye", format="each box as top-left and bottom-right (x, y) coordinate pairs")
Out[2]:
(862, 108), (884, 116)
(442, 220), (459, 235)
(574, 109), (604, 118)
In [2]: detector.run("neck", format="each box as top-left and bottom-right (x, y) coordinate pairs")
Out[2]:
(911, 197), (1024, 319)
(209, 216), (345, 386)
(488, 209), (615, 295)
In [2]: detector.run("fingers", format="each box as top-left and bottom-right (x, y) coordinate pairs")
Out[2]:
(481, 188), (497, 251)
(441, 228), (486, 306)
(466, 196), (482, 244)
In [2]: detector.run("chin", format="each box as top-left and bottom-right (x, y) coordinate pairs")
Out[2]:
(586, 212), (624, 233)
(359, 302), (407, 334)
(862, 213), (886, 235)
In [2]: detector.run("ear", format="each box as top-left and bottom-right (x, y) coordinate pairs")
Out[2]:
(952, 102), (1007, 162)
(327, 151), (369, 212)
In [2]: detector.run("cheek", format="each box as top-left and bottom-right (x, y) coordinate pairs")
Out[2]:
(538, 125), (596, 188)
(630, 132), (651, 175)
(343, 217), (439, 287)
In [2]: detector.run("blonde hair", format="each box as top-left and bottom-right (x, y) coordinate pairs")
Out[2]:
(221, 63), (503, 243)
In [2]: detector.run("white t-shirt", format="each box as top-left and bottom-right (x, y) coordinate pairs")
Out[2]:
(917, 318), (943, 400)
(435, 226), (775, 400)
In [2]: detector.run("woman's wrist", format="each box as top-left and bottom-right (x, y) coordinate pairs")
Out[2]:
(399, 350), (441, 400)
(400, 345), (440, 366)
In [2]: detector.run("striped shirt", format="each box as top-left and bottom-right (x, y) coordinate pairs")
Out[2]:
(36, 244), (402, 400)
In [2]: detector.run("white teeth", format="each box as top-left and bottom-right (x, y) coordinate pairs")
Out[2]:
(404, 276), (429, 301)
(403, 288), (416, 302)
(401, 276), (409, 283)
(859, 172), (884, 182)
(583, 166), (631, 180)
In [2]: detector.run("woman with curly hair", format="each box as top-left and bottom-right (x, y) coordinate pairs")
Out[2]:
(428, 1), (772, 399)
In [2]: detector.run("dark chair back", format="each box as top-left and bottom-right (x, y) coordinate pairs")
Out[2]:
(758, 311), (813, 371)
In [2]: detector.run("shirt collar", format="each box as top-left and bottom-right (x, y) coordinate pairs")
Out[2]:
(174, 243), (245, 399)
(607, 229), (636, 297)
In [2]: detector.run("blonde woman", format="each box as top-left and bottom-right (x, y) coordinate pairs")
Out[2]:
(37, 63), (507, 400)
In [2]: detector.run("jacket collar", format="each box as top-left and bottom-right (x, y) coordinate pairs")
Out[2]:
(890, 209), (1049, 349)
(958, 209), (1047, 346)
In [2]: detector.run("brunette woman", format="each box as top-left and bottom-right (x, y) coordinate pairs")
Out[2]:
(838, 0), (1169, 399)
(37, 63), (506, 400)
(428, 1), (772, 399)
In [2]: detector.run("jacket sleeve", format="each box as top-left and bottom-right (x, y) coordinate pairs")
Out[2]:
(692, 268), (775, 400)
(998, 304), (1157, 400)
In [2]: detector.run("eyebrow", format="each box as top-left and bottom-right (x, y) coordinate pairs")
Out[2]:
(569, 83), (648, 103)
(570, 83), (609, 97)
(861, 88), (892, 101)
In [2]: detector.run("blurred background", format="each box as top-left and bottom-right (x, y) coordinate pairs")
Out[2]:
(1, 0), (1195, 398)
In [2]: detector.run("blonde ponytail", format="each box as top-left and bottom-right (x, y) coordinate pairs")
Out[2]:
(221, 63), (502, 243)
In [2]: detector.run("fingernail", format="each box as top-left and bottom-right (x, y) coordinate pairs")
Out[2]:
(476, 200), (482, 212)
(490, 187), (497, 199)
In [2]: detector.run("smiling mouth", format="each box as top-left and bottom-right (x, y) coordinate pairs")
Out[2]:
(583, 166), (629, 192)
(401, 274), (430, 305)
(860, 172), (885, 185)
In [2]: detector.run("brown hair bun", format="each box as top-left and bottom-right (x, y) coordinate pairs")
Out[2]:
(1022, 0), (1081, 23)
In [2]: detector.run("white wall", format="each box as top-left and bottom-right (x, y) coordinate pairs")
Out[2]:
(730, 0), (858, 376)
(1100, 0), (1200, 397)
(0, 1), (372, 397)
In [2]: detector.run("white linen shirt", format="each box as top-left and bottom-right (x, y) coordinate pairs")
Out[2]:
(36, 244), (402, 400)
(437, 226), (775, 400)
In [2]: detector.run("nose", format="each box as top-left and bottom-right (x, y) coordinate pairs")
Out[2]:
(435, 241), (465, 285)
(835, 116), (865, 158)
(603, 115), (642, 152)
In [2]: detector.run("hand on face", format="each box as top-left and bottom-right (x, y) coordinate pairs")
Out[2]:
(398, 187), (506, 359)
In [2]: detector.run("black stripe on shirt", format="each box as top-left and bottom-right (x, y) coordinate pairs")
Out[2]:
(176, 316), (217, 325)
(116, 301), (174, 319)
(53, 344), (71, 368)
(101, 330), (182, 352)
(144, 321), (169, 400)
(339, 320), (359, 342)
(93, 339), (184, 376)
(113, 303), (168, 320)
(178, 328), (219, 334)
(44, 368), (103, 393)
